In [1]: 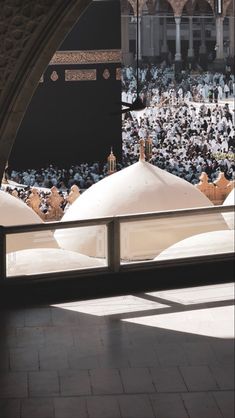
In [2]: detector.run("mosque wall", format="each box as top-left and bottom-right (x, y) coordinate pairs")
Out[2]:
(8, 1), (122, 169)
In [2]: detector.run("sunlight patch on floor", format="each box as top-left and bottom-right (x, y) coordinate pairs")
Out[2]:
(52, 295), (169, 316)
(122, 305), (234, 339)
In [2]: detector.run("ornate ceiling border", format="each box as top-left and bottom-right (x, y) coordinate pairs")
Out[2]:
(49, 49), (122, 65)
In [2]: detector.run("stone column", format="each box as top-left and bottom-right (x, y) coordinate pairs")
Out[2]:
(215, 16), (224, 60)
(199, 17), (207, 55)
(187, 16), (194, 58)
(213, 15), (225, 71)
(149, 15), (154, 57)
(229, 16), (234, 58)
(142, 15), (154, 59)
(174, 16), (182, 61)
(121, 14), (132, 65)
(154, 15), (161, 59)
(161, 17), (168, 59)
(137, 15), (142, 61)
(199, 17), (207, 69)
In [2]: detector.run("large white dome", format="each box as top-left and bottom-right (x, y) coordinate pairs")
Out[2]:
(0, 190), (58, 252)
(55, 161), (226, 260)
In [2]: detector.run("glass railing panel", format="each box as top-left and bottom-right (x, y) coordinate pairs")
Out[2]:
(6, 225), (108, 278)
(120, 209), (234, 265)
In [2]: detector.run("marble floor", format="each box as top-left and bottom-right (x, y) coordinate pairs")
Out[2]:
(0, 282), (234, 418)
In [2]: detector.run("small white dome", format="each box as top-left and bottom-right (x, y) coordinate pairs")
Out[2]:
(6, 248), (104, 276)
(0, 189), (42, 225)
(222, 188), (235, 229)
(0, 190), (57, 252)
(155, 230), (234, 260)
(55, 161), (227, 260)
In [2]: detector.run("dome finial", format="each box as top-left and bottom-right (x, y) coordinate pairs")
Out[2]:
(139, 138), (145, 162)
(107, 147), (117, 175)
(145, 136), (153, 162)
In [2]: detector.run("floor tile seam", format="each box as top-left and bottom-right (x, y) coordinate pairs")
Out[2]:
(211, 390), (233, 418)
(18, 397), (56, 418)
(180, 393), (193, 418)
(117, 367), (126, 393)
(207, 364), (232, 390)
(147, 367), (162, 392)
(0, 388), (233, 405)
(23, 388), (231, 397)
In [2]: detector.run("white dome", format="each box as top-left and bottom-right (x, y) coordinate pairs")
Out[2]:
(6, 248), (104, 277)
(0, 189), (42, 225)
(55, 161), (226, 260)
(223, 188), (235, 206)
(222, 188), (235, 230)
(0, 190), (58, 252)
(155, 230), (234, 260)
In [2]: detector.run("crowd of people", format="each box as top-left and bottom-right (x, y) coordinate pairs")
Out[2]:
(122, 64), (235, 105)
(3, 65), (235, 202)
(121, 65), (234, 184)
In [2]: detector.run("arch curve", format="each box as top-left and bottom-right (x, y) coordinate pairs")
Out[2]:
(0, 0), (91, 180)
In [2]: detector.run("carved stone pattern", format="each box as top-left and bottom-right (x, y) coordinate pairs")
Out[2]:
(103, 68), (110, 79)
(145, 0), (156, 15)
(206, 0), (214, 12)
(127, 0), (147, 15)
(223, 0), (232, 15)
(167, 0), (189, 16)
(65, 69), (96, 81)
(116, 67), (122, 80)
(50, 50), (121, 65)
(184, 0), (195, 15)
(0, 0), (55, 92)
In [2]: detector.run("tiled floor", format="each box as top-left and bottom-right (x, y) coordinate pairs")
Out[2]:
(0, 282), (234, 418)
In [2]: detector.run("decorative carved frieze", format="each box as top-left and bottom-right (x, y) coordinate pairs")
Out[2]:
(0, 0), (56, 91)
(65, 69), (97, 81)
(50, 49), (121, 65)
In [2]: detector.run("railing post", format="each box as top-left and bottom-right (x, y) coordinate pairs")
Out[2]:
(107, 218), (120, 272)
(0, 226), (6, 280)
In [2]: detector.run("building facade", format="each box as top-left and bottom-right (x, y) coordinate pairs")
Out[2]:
(121, 0), (234, 71)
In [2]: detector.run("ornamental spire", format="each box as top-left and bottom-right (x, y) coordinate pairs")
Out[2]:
(139, 138), (145, 161)
(145, 136), (153, 161)
(107, 147), (117, 175)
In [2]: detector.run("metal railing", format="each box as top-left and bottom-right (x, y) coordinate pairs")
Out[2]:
(0, 204), (234, 281)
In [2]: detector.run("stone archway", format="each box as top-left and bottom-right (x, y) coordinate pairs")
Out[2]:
(0, 0), (91, 181)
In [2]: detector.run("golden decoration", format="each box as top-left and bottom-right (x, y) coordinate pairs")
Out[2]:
(50, 49), (121, 65)
(50, 70), (59, 81)
(65, 69), (96, 81)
